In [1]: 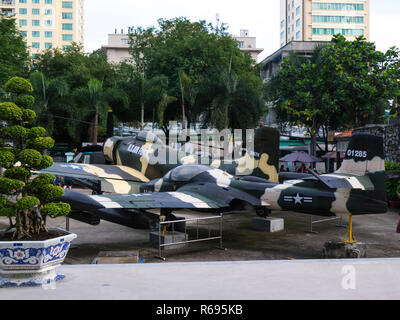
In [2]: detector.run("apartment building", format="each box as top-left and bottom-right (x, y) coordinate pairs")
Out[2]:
(101, 30), (132, 64)
(232, 29), (264, 62)
(280, 0), (370, 47)
(0, 0), (84, 56)
(102, 29), (264, 65)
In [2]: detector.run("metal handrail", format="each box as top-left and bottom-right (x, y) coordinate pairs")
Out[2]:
(156, 214), (224, 260)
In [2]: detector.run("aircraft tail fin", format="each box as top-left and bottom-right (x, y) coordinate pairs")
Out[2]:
(250, 127), (280, 182)
(336, 133), (387, 205)
(336, 133), (385, 176)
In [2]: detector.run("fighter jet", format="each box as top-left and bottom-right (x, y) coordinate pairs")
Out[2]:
(41, 127), (280, 194)
(61, 133), (387, 239)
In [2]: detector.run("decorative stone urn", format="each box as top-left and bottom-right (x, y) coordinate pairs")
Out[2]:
(0, 228), (76, 287)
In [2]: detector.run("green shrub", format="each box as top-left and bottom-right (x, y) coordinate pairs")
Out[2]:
(38, 155), (54, 170)
(15, 95), (35, 108)
(42, 185), (64, 203)
(18, 149), (42, 168)
(0, 151), (15, 169)
(4, 77), (33, 94)
(0, 177), (25, 195)
(0, 77), (70, 240)
(41, 202), (71, 218)
(8, 125), (27, 140)
(3, 167), (32, 181)
(16, 196), (40, 211)
(0, 207), (16, 218)
(27, 127), (46, 139)
(0, 102), (23, 122)
(21, 108), (36, 124)
(26, 137), (55, 151)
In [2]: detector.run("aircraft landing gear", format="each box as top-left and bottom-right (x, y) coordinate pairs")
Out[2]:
(342, 215), (356, 244)
(256, 208), (271, 218)
(159, 209), (185, 233)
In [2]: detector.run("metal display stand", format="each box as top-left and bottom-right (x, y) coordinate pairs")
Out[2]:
(155, 214), (225, 261)
(305, 215), (347, 234)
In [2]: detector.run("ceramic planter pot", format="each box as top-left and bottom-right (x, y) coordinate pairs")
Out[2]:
(0, 228), (76, 287)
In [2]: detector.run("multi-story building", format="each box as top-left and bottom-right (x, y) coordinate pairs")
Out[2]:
(101, 29), (132, 64)
(280, 0), (370, 47)
(231, 29), (264, 62)
(102, 28), (264, 65)
(0, 0), (84, 57)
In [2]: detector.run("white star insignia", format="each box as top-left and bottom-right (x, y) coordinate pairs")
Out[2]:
(293, 193), (303, 205)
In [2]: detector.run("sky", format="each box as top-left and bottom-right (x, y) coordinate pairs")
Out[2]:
(84, 0), (400, 63)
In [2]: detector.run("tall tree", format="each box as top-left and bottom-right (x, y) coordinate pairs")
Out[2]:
(265, 35), (400, 156)
(0, 17), (30, 86)
(129, 17), (263, 131)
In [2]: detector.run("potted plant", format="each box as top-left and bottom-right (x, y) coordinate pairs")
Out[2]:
(0, 77), (76, 287)
(385, 161), (400, 208)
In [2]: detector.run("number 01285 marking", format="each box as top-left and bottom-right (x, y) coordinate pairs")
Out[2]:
(347, 150), (367, 158)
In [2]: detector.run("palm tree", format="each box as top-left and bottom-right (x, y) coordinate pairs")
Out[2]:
(72, 78), (107, 145)
(29, 71), (69, 134)
(211, 69), (238, 130)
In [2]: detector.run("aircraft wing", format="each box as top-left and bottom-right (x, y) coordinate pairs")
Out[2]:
(37, 163), (150, 194)
(88, 191), (228, 210)
(304, 169), (375, 191)
(80, 182), (267, 210)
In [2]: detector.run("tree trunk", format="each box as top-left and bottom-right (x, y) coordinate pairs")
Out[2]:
(92, 111), (98, 145)
(141, 101), (145, 130)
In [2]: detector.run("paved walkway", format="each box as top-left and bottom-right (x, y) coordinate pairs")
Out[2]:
(1, 258), (400, 300)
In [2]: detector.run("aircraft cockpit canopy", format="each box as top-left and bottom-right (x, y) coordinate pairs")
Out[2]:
(136, 131), (162, 144)
(163, 165), (211, 182)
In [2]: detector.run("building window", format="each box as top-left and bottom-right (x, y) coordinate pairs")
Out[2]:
(62, 23), (73, 30)
(19, 8), (27, 14)
(32, 42), (40, 49)
(19, 19), (27, 26)
(281, 31), (285, 40)
(296, 31), (301, 40)
(32, 20), (40, 26)
(281, 20), (285, 29)
(45, 31), (52, 37)
(45, 20), (52, 26)
(121, 38), (130, 45)
(45, 0), (52, 3)
(19, 0), (27, 3)
(32, 0), (39, 3)
(312, 15), (364, 23)
(20, 31), (27, 37)
(312, 3), (364, 11)
(62, 1), (72, 8)
(62, 45), (72, 51)
(32, 31), (40, 37)
(45, 9), (52, 15)
(45, 42), (52, 49)
(296, 18), (301, 27)
(296, 6), (301, 15)
(62, 34), (73, 41)
(237, 41), (244, 49)
(62, 12), (72, 19)
(32, 8), (40, 15)
(312, 28), (364, 36)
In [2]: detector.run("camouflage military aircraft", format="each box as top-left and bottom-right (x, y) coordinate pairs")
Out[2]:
(42, 127), (280, 194)
(61, 133), (387, 239)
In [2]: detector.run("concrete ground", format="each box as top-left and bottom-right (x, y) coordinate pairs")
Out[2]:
(0, 197), (399, 300)
(2, 258), (400, 300)
(19, 206), (400, 264)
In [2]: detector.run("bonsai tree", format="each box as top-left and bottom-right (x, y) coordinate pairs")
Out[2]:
(385, 161), (400, 201)
(0, 77), (70, 240)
